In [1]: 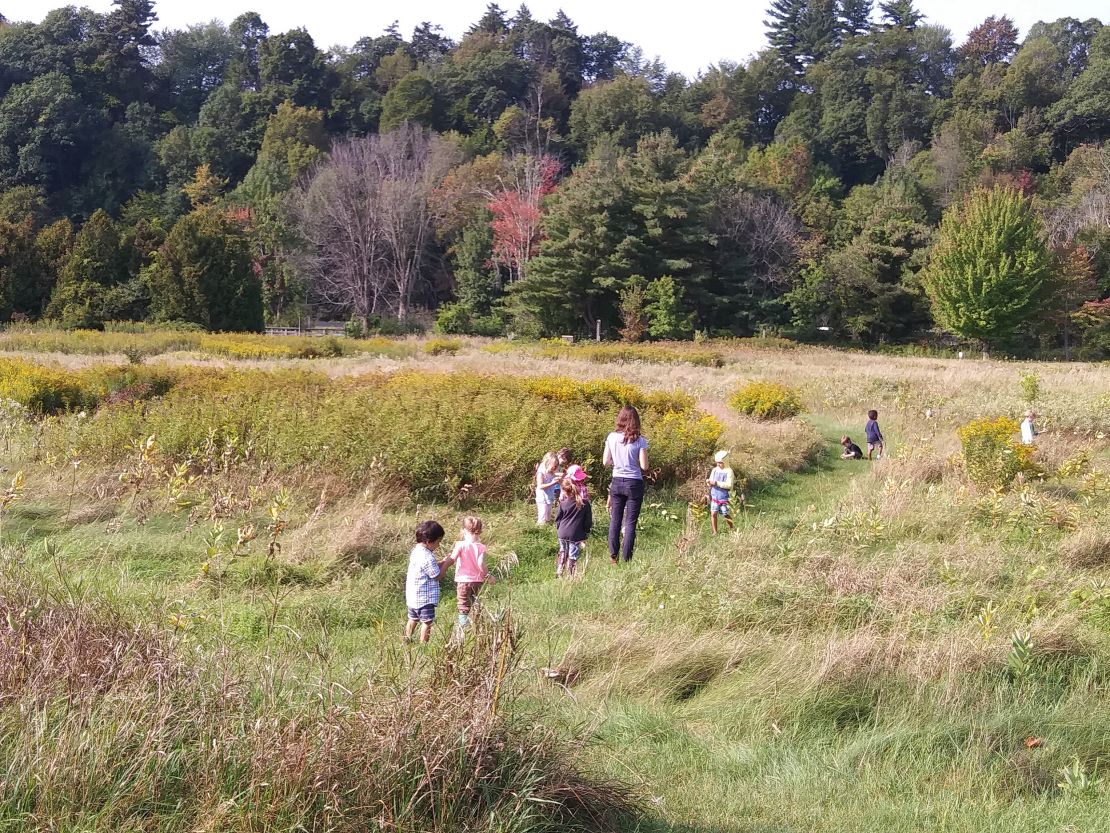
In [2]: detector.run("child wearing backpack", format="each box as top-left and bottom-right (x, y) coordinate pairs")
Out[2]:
(555, 465), (592, 578)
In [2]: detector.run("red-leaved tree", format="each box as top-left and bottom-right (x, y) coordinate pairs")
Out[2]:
(487, 155), (561, 285)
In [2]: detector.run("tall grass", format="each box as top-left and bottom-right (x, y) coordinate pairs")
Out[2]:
(2, 338), (1109, 832)
(0, 326), (416, 361)
(5, 362), (721, 502)
(0, 565), (635, 832)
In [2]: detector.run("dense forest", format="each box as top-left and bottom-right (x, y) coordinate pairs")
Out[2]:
(0, 1), (1108, 354)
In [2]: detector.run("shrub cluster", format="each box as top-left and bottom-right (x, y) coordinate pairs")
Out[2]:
(423, 337), (463, 356)
(728, 381), (805, 420)
(528, 340), (725, 368)
(0, 327), (416, 361)
(27, 365), (720, 502)
(0, 358), (177, 414)
(957, 417), (1036, 489)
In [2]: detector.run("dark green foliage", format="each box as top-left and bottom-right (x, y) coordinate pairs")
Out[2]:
(46, 210), (129, 328)
(0, 2), (1104, 354)
(1048, 27), (1110, 148)
(144, 208), (263, 332)
(516, 133), (709, 335)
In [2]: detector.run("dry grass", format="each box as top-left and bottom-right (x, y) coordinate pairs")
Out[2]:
(1059, 526), (1110, 569)
(0, 569), (638, 832)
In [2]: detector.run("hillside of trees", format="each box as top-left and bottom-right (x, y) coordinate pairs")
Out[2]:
(0, 1), (1108, 355)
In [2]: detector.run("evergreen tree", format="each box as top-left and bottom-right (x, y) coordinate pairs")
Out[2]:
(766, 0), (840, 72)
(145, 207), (263, 331)
(879, 0), (923, 31)
(923, 188), (1050, 349)
(766, 0), (807, 72)
(453, 212), (500, 314)
(839, 0), (873, 37)
(470, 4), (509, 36)
(46, 210), (128, 328)
(512, 143), (636, 333)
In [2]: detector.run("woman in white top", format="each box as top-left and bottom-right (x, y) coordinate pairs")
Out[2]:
(602, 405), (649, 563)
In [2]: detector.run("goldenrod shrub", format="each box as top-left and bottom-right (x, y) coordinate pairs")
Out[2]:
(728, 381), (804, 420)
(0, 327), (415, 361)
(47, 368), (720, 503)
(532, 340), (725, 368)
(956, 417), (1036, 490)
(0, 358), (176, 413)
(423, 338), (462, 356)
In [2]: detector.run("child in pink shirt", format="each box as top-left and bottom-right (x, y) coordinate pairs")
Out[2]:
(451, 516), (496, 630)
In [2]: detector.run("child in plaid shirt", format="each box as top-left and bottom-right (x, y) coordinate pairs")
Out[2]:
(404, 520), (455, 644)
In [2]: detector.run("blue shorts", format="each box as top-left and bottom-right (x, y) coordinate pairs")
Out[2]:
(558, 540), (582, 561)
(407, 603), (436, 624)
(710, 497), (730, 516)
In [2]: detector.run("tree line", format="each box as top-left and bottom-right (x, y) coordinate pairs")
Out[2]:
(0, 1), (1108, 355)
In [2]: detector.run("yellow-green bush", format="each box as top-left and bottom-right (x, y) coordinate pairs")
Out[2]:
(39, 367), (720, 502)
(957, 417), (1036, 489)
(728, 381), (804, 420)
(423, 338), (462, 356)
(0, 358), (178, 414)
(533, 340), (724, 368)
(0, 327), (416, 361)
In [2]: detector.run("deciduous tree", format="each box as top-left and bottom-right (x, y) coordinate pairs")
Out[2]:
(923, 188), (1050, 348)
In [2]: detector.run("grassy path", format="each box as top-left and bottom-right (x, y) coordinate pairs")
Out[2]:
(511, 414), (1108, 833)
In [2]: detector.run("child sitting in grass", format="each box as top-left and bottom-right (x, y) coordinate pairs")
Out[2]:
(865, 409), (885, 460)
(555, 465), (592, 578)
(404, 520), (454, 644)
(706, 450), (735, 535)
(535, 452), (560, 524)
(840, 436), (864, 459)
(450, 515), (495, 631)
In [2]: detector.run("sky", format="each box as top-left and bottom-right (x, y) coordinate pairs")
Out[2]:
(11, 0), (1109, 78)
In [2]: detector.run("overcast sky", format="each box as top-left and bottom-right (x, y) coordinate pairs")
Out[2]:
(11, 1), (1109, 77)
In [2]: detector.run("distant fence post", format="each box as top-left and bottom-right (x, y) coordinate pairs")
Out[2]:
(595, 320), (601, 343)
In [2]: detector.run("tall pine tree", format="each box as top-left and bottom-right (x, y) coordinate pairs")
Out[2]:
(879, 0), (923, 31)
(839, 0), (873, 37)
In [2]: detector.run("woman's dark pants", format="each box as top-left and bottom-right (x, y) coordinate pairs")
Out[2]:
(608, 477), (645, 562)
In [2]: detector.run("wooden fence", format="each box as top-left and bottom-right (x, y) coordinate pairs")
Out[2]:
(264, 326), (346, 337)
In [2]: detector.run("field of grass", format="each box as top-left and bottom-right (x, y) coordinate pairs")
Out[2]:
(1, 331), (1109, 832)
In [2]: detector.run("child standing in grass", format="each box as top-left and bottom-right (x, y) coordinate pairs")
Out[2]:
(1020, 410), (1037, 445)
(555, 466), (592, 578)
(450, 515), (495, 630)
(404, 520), (454, 644)
(706, 450), (735, 535)
(865, 409), (884, 460)
(535, 452), (560, 524)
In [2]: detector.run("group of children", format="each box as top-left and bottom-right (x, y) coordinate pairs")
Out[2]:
(404, 516), (497, 643)
(403, 448), (596, 643)
(404, 410), (899, 642)
(840, 409), (885, 461)
(535, 447), (593, 577)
